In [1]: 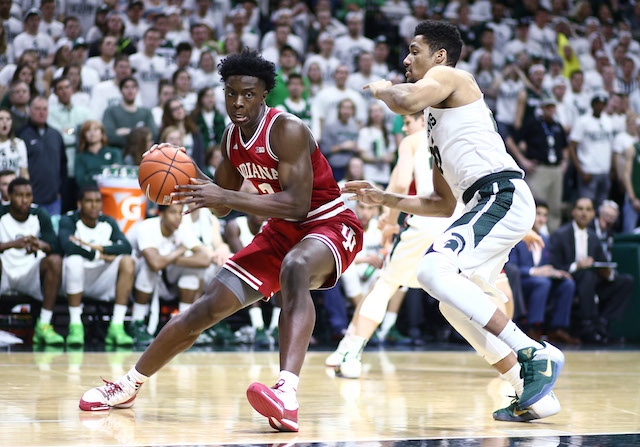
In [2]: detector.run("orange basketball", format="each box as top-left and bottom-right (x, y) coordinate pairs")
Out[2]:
(138, 147), (197, 205)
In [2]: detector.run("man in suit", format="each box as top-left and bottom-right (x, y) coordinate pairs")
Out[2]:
(508, 200), (579, 344)
(549, 197), (632, 343)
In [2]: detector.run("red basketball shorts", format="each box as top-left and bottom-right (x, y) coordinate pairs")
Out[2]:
(222, 210), (363, 299)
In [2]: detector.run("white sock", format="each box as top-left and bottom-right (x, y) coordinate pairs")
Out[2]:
(346, 322), (355, 336)
(39, 308), (53, 325)
(111, 304), (127, 326)
(132, 303), (149, 322)
(249, 306), (264, 329)
(124, 367), (148, 389)
(69, 306), (83, 325)
(278, 370), (299, 391)
(497, 320), (544, 352)
(178, 302), (192, 314)
(379, 312), (397, 338)
(268, 307), (281, 331)
(502, 363), (524, 397)
(345, 335), (368, 359)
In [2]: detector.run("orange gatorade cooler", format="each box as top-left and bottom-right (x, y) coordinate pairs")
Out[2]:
(97, 166), (146, 234)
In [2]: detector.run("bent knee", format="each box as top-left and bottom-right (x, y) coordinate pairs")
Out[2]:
(417, 252), (457, 295)
(280, 254), (311, 284)
(120, 255), (135, 271)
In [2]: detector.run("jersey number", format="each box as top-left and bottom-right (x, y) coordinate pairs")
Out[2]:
(429, 144), (443, 174)
(341, 224), (357, 252)
(258, 183), (275, 194)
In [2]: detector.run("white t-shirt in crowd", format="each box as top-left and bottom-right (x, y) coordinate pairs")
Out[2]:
(569, 113), (614, 174)
(0, 138), (28, 175)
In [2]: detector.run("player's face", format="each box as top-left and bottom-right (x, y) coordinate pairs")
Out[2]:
(79, 191), (103, 221)
(224, 75), (267, 128)
(161, 204), (183, 232)
(533, 206), (548, 233)
(9, 185), (33, 218)
(403, 36), (441, 82)
(402, 115), (424, 135)
(572, 198), (595, 229)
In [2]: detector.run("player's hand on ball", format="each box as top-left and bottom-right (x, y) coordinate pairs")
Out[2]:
(341, 181), (385, 206)
(142, 142), (187, 159)
(172, 178), (225, 213)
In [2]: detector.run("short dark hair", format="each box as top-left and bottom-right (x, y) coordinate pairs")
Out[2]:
(119, 76), (138, 90)
(52, 76), (70, 91)
(158, 205), (169, 212)
(534, 198), (549, 210)
(569, 69), (583, 79)
(8, 177), (30, 195)
(287, 73), (303, 84)
(218, 50), (277, 92)
(413, 20), (463, 67)
(114, 53), (130, 65)
(176, 41), (193, 54)
(0, 169), (16, 179)
(78, 185), (102, 200)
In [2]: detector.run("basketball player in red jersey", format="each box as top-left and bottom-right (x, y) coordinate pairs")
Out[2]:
(79, 50), (364, 432)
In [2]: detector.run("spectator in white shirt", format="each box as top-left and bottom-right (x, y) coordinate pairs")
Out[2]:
(188, 0), (218, 37)
(398, 0), (428, 45)
(0, 0), (22, 43)
(334, 12), (374, 71)
(56, 17), (83, 52)
(528, 7), (557, 61)
(130, 28), (169, 108)
(39, 0), (64, 42)
(311, 64), (367, 139)
(371, 36), (391, 80)
(224, 7), (259, 51)
(303, 32), (340, 84)
(188, 23), (217, 69)
(124, 0), (148, 46)
(86, 36), (117, 82)
(569, 93), (615, 208)
(468, 28), (505, 73)
(346, 51), (381, 105)
(91, 54), (142, 122)
(13, 9), (55, 68)
(566, 69), (593, 116)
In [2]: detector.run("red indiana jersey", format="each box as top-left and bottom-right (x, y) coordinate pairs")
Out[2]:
(226, 107), (345, 223)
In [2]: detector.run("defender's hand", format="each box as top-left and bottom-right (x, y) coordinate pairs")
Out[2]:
(341, 181), (385, 206)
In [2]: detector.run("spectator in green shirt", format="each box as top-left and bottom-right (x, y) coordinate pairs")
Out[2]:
(75, 120), (122, 188)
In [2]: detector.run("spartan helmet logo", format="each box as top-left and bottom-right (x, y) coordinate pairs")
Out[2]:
(443, 232), (465, 255)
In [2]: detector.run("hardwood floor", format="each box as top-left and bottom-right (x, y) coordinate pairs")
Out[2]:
(0, 349), (639, 446)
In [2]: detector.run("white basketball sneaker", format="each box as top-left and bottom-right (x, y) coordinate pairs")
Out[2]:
(336, 355), (362, 379)
(79, 375), (142, 411)
(325, 336), (351, 367)
(493, 391), (561, 422)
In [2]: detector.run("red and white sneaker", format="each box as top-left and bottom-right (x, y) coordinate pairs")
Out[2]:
(79, 377), (142, 411)
(246, 381), (299, 432)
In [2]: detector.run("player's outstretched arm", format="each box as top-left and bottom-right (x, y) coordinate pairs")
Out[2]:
(365, 66), (456, 115)
(342, 168), (457, 217)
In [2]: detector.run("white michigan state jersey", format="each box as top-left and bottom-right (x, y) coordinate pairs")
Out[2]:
(425, 98), (522, 202)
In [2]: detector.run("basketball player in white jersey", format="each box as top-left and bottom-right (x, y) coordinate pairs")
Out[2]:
(343, 20), (564, 418)
(335, 111), (560, 421)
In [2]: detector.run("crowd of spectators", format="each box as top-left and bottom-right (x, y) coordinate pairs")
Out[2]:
(0, 0), (638, 347)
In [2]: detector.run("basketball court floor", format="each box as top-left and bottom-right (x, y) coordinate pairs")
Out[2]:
(1, 347), (639, 446)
